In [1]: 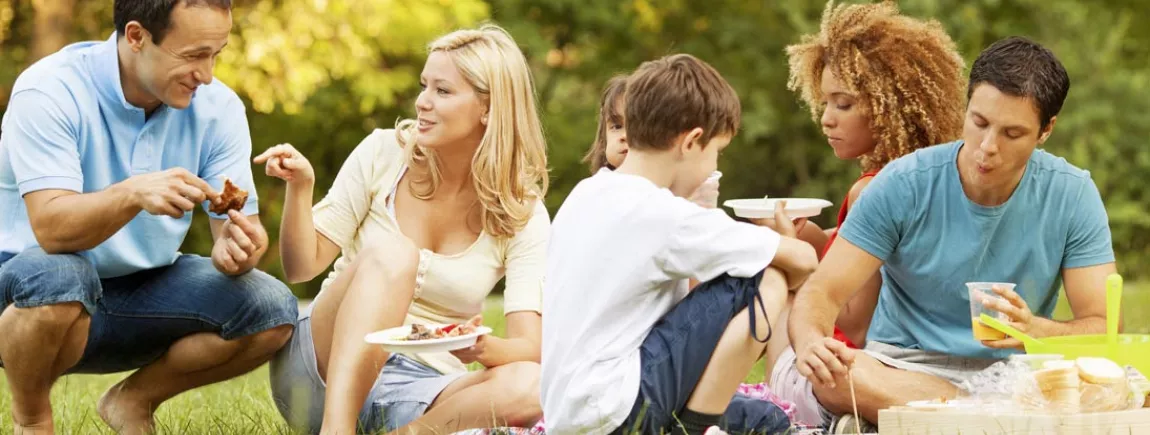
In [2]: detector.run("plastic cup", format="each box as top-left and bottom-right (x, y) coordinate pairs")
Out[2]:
(967, 282), (1015, 341)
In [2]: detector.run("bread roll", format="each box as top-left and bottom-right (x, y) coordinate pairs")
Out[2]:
(1076, 357), (1125, 385)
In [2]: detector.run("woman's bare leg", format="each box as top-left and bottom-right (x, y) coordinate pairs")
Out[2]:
(387, 362), (541, 435)
(308, 242), (420, 434)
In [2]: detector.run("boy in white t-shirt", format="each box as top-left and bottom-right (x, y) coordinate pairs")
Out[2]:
(540, 54), (819, 435)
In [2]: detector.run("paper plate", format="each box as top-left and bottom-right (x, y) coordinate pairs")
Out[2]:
(905, 400), (971, 410)
(723, 198), (834, 219)
(365, 324), (493, 354)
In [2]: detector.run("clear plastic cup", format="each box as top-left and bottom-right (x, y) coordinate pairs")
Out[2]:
(691, 171), (722, 209)
(967, 282), (1015, 341)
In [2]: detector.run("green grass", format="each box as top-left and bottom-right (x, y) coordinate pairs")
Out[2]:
(1, 283), (1147, 432)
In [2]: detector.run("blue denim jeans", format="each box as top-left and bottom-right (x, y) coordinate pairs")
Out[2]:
(0, 248), (298, 373)
(269, 305), (466, 434)
(612, 272), (792, 435)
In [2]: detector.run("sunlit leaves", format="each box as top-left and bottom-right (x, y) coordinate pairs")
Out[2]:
(215, 0), (488, 114)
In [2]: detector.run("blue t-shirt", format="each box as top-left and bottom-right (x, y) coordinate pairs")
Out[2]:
(0, 33), (259, 278)
(839, 140), (1114, 359)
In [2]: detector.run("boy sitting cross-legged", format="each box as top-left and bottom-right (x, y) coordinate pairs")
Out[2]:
(540, 54), (819, 435)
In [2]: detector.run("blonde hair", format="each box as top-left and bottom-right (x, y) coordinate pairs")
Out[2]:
(786, 0), (966, 172)
(395, 24), (549, 239)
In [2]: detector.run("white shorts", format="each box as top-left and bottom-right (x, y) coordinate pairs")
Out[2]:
(769, 341), (999, 427)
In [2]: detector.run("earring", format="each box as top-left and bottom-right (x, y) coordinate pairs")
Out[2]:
(481, 114), (488, 126)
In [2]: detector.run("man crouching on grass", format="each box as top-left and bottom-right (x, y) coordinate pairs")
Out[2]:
(0, 1), (297, 433)
(540, 54), (819, 435)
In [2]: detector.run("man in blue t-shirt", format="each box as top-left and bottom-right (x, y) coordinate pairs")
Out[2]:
(0, 1), (297, 432)
(784, 37), (1116, 430)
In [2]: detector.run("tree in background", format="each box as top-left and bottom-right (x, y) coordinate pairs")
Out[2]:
(1, 0), (1147, 298)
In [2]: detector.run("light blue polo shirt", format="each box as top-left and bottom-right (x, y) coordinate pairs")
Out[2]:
(839, 140), (1114, 360)
(0, 33), (260, 278)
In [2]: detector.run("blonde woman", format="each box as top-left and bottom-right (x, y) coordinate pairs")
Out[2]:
(261, 24), (550, 435)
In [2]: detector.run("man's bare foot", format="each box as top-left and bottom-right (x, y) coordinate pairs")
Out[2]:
(98, 383), (156, 435)
(13, 420), (55, 435)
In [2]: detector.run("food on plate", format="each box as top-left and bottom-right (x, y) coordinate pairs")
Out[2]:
(210, 178), (248, 214)
(400, 315), (483, 341)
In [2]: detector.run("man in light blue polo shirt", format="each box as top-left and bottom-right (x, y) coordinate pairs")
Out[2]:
(0, 0), (296, 432)
(779, 37), (1116, 432)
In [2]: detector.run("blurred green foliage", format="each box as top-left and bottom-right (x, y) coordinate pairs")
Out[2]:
(2, 0), (1147, 298)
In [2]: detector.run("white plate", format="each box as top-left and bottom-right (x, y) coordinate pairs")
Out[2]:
(364, 324), (493, 354)
(905, 400), (953, 410)
(905, 399), (984, 410)
(723, 198), (834, 219)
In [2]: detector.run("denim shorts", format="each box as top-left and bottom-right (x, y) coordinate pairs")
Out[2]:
(0, 248), (298, 373)
(269, 304), (466, 434)
(612, 272), (792, 435)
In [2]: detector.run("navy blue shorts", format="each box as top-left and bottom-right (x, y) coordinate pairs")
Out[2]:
(0, 248), (298, 374)
(612, 272), (792, 435)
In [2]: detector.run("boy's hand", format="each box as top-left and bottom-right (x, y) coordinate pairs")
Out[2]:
(750, 200), (808, 237)
(687, 177), (720, 209)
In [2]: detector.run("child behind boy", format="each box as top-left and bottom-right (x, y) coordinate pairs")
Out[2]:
(582, 74), (721, 209)
(582, 74), (630, 172)
(540, 54), (819, 435)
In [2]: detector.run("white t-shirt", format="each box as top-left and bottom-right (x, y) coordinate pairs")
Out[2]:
(540, 169), (781, 435)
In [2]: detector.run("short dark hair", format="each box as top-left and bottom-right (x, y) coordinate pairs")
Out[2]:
(114, 0), (232, 45)
(968, 36), (1070, 132)
(625, 54), (740, 151)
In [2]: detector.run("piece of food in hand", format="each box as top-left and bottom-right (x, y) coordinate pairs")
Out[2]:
(210, 178), (248, 214)
(1076, 357), (1126, 385)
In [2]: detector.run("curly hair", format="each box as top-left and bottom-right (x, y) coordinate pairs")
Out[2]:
(786, 0), (967, 172)
(582, 75), (629, 173)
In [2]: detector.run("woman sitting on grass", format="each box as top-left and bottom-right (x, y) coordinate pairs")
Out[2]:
(767, 0), (967, 429)
(260, 24), (550, 435)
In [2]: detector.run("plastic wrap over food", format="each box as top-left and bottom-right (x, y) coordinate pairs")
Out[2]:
(957, 355), (1146, 414)
(959, 358), (1033, 400)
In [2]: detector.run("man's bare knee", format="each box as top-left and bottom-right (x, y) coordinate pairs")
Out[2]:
(244, 324), (293, 356)
(811, 355), (886, 416)
(4, 302), (88, 338)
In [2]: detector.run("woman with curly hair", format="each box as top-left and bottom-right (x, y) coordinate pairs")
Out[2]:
(766, 1), (966, 430)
